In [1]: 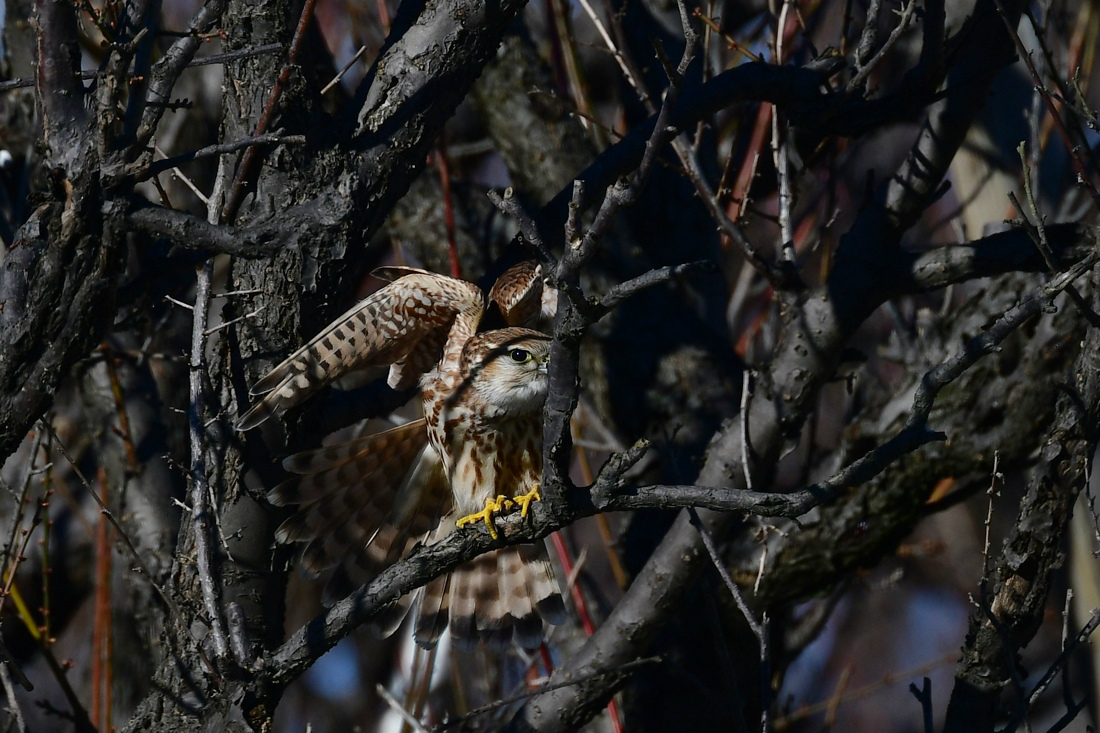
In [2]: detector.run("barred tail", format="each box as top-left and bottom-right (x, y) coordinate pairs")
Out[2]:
(415, 541), (565, 650)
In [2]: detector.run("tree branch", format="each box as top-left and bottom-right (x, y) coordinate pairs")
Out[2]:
(32, 0), (88, 174)
(502, 1), (1032, 727)
(944, 274), (1100, 731)
(126, 202), (305, 258)
(136, 0), (230, 149)
(141, 133), (306, 180)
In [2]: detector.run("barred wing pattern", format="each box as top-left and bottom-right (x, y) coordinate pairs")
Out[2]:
(269, 420), (449, 583)
(487, 260), (556, 329)
(236, 270), (483, 430)
(241, 264), (566, 650)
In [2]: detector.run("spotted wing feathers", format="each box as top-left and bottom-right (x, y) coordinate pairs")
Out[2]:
(237, 271), (484, 430)
(269, 419), (452, 607)
(488, 260), (556, 329)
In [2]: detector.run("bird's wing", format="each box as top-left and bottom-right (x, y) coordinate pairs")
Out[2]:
(269, 418), (453, 605)
(488, 260), (556, 329)
(237, 271), (484, 430)
(370, 265), (433, 282)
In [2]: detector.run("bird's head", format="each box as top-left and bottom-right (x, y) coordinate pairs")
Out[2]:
(460, 328), (551, 416)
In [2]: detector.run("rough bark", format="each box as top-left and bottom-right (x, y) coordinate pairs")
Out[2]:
(7, 0), (1099, 730)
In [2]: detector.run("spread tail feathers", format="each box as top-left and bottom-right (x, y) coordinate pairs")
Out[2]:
(414, 540), (565, 650)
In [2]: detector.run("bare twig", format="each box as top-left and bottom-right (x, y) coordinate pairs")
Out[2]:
(377, 684), (430, 733)
(189, 259), (228, 661)
(573, 0), (645, 105)
(204, 304), (267, 336)
(0, 428), (46, 591)
(39, 423), (191, 632)
(321, 45), (367, 95)
(774, 652), (956, 728)
(487, 189), (557, 269)
(432, 656), (663, 731)
(848, 0), (919, 91)
(741, 370), (755, 491)
(1027, 608), (1100, 707)
(687, 508), (763, 641)
(992, 0), (1100, 208)
(980, 452), (1002, 585)
(759, 611), (771, 732)
(0, 658), (26, 733)
(772, 1), (797, 266)
(908, 677), (934, 733)
(596, 261), (716, 313)
(136, 0), (230, 145)
(1009, 146), (1100, 326)
(674, 141), (797, 288)
(143, 133), (305, 179)
(221, 0), (320, 223)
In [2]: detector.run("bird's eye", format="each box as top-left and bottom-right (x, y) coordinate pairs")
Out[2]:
(509, 349), (532, 363)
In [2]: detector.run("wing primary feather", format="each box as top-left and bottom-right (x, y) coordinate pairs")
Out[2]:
(237, 272), (484, 430)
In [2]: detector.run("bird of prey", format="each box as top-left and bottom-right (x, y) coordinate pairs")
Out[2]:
(237, 261), (565, 649)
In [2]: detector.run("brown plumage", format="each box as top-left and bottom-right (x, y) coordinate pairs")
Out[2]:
(239, 262), (565, 649)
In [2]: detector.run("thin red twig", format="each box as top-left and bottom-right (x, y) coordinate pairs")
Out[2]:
(222, 0), (320, 223)
(102, 345), (139, 472)
(993, 0), (1100, 208)
(549, 531), (624, 733)
(538, 643), (555, 678)
(91, 467), (113, 731)
(725, 103), (772, 221)
(434, 139), (462, 279)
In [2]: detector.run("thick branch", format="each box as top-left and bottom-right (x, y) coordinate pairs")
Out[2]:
(944, 283), (1100, 732)
(32, 0), (88, 174)
(260, 244), (1100, 707)
(504, 1), (1031, 728)
(126, 203), (306, 258)
(895, 223), (1098, 292)
(188, 261), (229, 661)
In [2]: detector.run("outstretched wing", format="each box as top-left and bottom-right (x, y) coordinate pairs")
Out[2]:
(237, 270), (484, 430)
(269, 419), (453, 605)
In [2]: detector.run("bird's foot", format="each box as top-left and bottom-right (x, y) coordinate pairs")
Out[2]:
(514, 485), (542, 518)
(456, 495), (514, 540)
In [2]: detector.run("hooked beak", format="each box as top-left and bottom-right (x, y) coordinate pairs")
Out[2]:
(537, 359), (548, 375)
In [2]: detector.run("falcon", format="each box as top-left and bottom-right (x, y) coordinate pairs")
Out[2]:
(237, 261), (565, 649)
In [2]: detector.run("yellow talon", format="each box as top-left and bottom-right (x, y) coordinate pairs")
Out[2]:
(514, 485), (542, 517)
(456, 495), (513, 540)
